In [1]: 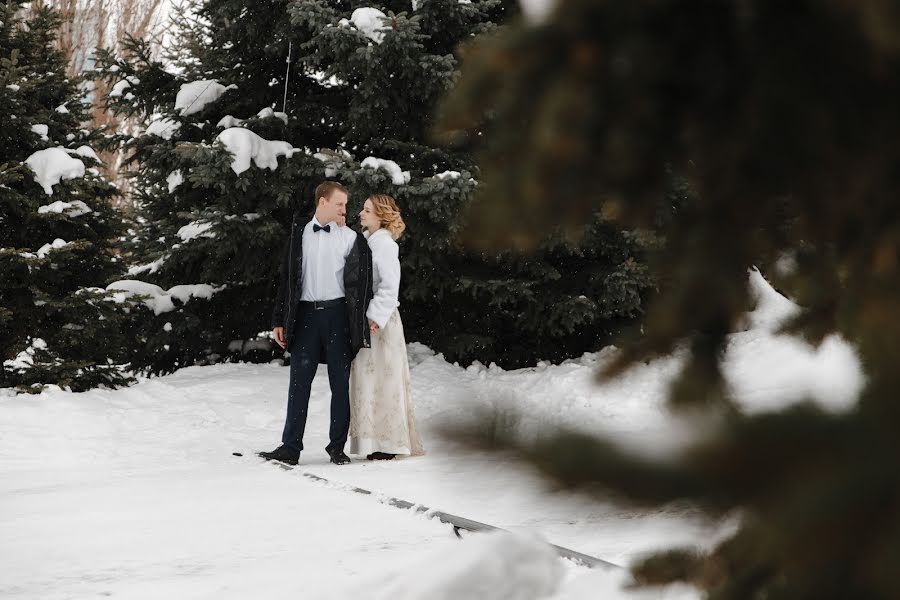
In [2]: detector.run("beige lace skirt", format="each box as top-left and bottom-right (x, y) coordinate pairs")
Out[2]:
(349, 310), (424, 457)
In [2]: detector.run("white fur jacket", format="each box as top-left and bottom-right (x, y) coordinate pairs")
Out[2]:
(364, 228), (400, 329)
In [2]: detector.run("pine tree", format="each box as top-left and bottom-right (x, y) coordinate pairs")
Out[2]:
(0, 2), (133, 392)
(99, 0), (655, 374)
(95, 0), (341, 375)
(439, 0), (900, 597)
(289, 0), (657, 367)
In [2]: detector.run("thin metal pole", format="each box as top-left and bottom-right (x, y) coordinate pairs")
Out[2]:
(282, 40), (292, 114)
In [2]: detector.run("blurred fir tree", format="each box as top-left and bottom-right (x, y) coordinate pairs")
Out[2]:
(439, 0), (900, 597)
(0, 2), (133, 393)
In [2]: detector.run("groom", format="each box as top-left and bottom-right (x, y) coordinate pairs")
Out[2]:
(260, 181), (373, 466)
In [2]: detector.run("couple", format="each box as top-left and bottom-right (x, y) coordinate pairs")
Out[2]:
(259, 181), (424, 466)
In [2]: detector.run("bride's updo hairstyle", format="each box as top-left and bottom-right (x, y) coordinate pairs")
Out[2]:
(369, 194), (406, 240)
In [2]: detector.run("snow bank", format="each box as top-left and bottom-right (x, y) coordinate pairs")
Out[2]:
(106, 280), (225, 315)
(215, 127), (298, 175)
(350, 7), (388, 43)
(362, 531), (563, 600)
(745, 268), (800, 330)
(176, 80), (236, 116)
(25, 147), (85, 195)
(145, 117), (181, 139)
(361, 156), (410, 185)
(177, 220), (215, 242)
(553, 568), (698, 600)
(37, 200), (92, 217)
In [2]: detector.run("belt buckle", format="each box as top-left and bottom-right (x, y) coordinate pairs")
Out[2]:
(314, 301), (325, 310)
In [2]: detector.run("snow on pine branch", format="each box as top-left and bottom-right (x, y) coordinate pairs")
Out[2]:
(346, 8), (388, 44)
(145, 117), (181, 140)
(175, 80), (236, 116)
(177, 220), (215, 242)
(24, 148), (85, 195)
(3, 338), (48, 371)
(106, 280), (226, 315)
(215, 128), (299, 175)
(37, 200), (92, 217)
(360, 156), (410, 185)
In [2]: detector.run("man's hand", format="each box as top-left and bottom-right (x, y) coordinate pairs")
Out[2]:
(273, 326), (286, 348)
(368, 319), (379, 334)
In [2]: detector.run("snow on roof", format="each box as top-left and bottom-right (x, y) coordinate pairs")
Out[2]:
(361, 156), (410, 185)
(175, 80), (236, 116)
(215, 127), (299, 175)
(106, 280), (226, 315)
(350, 7), (388, 44)
(37, 200), (92, 217)
(25, 147), (85, 195)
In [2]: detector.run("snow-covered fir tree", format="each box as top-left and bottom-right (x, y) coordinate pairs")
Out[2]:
(94, 0), (345, 375)
(0, 2), (133, 392)
(291, 0), (658, 366)
(99, 0), (656, 373)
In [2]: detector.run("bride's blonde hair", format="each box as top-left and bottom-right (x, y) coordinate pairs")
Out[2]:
(369, 194), (406, 240)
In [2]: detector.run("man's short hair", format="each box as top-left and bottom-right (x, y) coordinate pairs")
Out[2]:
(314, 181), (348, 207)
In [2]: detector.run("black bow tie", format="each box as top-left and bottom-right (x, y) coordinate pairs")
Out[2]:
(313, 224), (331, 233)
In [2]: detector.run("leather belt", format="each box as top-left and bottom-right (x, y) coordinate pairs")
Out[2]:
(299, 298), (346, 311)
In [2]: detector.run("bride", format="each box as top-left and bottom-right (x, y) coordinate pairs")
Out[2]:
(349, 194), (424, 460)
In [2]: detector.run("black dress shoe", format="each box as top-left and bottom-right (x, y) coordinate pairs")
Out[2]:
(366, 452), (396, 461)
(328, 450), (351, 465)
(258, 445), (300, 466)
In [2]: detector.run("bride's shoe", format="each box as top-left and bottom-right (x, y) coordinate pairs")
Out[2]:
(367, 452), (396, 460)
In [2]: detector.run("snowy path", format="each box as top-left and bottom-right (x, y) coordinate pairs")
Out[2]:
(0, 274), (864, 598)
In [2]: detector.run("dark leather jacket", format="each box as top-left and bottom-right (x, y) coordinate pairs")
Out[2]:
(271, 213), (373, 360)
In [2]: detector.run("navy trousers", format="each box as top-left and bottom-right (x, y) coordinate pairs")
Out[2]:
(280, 302), (352, 455)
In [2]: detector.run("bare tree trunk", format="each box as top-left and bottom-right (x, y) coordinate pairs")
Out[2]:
(25, 0), (168, 206)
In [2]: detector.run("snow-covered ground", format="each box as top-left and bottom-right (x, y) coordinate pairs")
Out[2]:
(0, 272), (864, 599)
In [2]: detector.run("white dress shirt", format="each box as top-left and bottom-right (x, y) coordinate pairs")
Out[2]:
(365, 228), (401, 329)
(299, 216), (357, 302)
